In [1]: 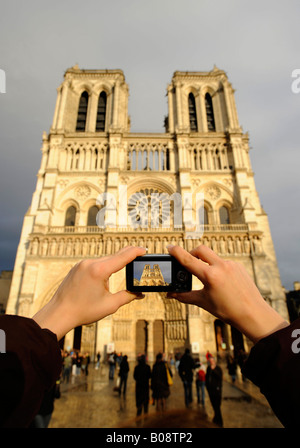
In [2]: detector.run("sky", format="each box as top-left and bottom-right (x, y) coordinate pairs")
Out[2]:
(0, 0), (299, 290)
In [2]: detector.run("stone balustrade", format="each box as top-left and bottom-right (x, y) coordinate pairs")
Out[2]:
(28, 224), (263, 258)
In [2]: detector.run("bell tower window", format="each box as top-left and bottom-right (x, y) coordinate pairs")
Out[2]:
(96, 91), (107, 132)
(188, 93), (198, 132)
(76, 91), (89, 131)
(205, 93), (215, 131)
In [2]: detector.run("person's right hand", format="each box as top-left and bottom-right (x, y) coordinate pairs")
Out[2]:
(167, 245), (288, 343)
(33, 246), (146, 340)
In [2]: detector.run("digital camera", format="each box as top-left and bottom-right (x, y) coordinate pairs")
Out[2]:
(126, 254), (192, 292)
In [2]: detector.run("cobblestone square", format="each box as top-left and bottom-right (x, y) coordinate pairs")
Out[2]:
(49, 362), (282, 429)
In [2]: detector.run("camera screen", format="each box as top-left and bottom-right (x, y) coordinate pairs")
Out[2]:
(133, 261), (172, 287)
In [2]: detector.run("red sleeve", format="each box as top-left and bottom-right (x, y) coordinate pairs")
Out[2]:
(0, 315), (62, 428)
(242, 317), (300, 428)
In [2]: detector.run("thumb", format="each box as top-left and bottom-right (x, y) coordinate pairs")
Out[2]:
(167, 289), (204, 307)
(111, 290), (145, 311)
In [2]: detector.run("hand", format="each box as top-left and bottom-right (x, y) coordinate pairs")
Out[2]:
(33, 246), (146, 340)
(167, 245), (288, 343)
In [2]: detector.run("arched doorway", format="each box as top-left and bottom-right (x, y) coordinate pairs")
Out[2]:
(136, 320), (148, 357)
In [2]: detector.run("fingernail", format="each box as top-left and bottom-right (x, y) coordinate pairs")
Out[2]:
(166, 245), (174, 250)
(136, 293), (145, 300)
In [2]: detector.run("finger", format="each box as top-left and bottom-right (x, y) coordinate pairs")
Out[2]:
(167, 245), (209, 279)
(98, 245), (135, 263)
(189, 245), (222, 265)
(101, 246), (146, 277)
(167, 290), (204, 306)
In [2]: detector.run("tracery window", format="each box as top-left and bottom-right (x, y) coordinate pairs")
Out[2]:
(128, 188), (174, 228)
(96, 91), (107, 132)
(76, 91), (89, 131)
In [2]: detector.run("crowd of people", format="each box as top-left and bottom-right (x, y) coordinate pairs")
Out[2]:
(61, 349), (91, 383)
(87, 346), (248, 427)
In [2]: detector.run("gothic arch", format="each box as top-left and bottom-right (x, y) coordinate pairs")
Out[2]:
(74, 83), (93, 96)
(55, 181), (102, 208)
(53, 182), (102, 227)
(126, 177), (175, 198)
(93, 82), (112, 97)
(196, 181), (237, 207)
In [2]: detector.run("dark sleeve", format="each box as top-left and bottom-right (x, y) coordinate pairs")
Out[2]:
(242, 317), (300, 428)
(0, 315), (62, 428)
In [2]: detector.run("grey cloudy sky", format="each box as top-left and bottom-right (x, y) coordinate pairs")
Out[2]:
(0, 0), (299, 290)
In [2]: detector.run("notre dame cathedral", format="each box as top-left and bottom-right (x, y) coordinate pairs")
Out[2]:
(6, 65), (288, 361)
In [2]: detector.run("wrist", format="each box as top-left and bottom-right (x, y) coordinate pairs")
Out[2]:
(236, 301), (289, 344)
(32, 296), (75, 341)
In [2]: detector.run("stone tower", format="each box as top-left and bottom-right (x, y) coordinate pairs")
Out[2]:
(6, 65), (288, 361)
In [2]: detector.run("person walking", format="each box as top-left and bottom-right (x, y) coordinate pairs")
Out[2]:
(226, 354), (237, 383)
(118, 355), (129, 397)
(205, 356), (223, 427)
(178, 348), (195, 408)
(62, 351), (72, 383)
(108, 352), (116, 380)
(195, 359), (206, 405)
(96, 352), (101, 369)
(133, 355), (152, 416)
(151, 353), (172, 412)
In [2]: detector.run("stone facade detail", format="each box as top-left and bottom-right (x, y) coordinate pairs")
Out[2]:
(6, 66), (288, 361)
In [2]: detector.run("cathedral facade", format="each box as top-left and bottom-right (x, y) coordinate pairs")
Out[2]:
(6, 65), (288, 361)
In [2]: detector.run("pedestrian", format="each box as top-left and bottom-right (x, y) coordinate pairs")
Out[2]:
(96, 351), (101, 369)
(81, 353), (89, 376)
(75, 352), (82, 375)
(118, 355), (129, 397)
(108, 352), (116, 380)
(178, 348), (195, 408)
(133, 355), (152, 416)
(195, 359), (206, 405)
(205, 350), (213, 363)
(175, 352), (181, 371)
(205, 356), (223, 427)
(62, 351), (72, 383)
(226, 354), (237, 383)
(151, 353), (172, 412)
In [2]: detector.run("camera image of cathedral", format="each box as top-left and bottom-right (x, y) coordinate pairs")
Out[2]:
(134, 264), (170, 287)
(6, 65), (289, 361)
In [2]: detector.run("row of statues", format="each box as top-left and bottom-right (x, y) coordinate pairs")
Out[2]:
(29, 234), (263, 257)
